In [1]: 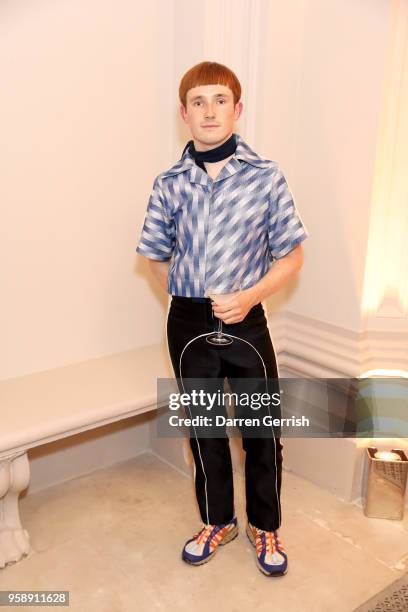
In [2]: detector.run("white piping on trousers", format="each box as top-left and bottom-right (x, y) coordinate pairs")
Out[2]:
(179, 332), (281, 528)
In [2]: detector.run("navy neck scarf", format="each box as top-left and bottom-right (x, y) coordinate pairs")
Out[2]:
(183, 133), (237, 173)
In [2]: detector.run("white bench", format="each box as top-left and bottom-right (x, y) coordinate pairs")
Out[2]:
(0, 343), (173, 568)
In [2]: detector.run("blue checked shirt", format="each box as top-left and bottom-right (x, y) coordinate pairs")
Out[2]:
(136, 132), (308, 297)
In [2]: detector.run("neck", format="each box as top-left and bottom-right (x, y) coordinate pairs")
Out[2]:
(187, 133), (237, 168)
(193, 132), (234, 152)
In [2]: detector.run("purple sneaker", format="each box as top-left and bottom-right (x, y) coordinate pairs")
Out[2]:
(182, 517), (238, 565)
(246, 522), (288, 576)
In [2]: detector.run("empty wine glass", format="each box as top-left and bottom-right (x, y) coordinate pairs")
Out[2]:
(205, 286), (242, 346)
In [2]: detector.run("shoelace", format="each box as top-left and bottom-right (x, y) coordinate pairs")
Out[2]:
(252, 526), (286, 557)
(194, 524), (228, 547)
(194, 524), (215, 545)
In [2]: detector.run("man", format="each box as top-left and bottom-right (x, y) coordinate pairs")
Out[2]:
(136, 61), (308, 577)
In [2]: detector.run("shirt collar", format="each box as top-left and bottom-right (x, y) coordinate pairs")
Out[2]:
(161, 133), (271, 179)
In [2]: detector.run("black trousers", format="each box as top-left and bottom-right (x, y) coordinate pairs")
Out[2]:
(166, 296), (283, 532)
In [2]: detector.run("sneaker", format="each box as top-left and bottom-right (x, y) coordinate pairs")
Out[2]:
(182, 517), (238, 565)
(246, 522), (288, 576)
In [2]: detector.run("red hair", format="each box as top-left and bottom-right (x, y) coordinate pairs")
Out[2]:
(179, 61), (242, 108)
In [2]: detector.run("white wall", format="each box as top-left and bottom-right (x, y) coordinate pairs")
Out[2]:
(0, 0), (170, 380)
(260, 0), (391, 331)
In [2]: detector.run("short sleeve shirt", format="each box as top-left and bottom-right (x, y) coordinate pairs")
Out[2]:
(136, 132), (308, 297)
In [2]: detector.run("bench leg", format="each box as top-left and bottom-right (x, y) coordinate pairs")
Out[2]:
(0, 451), (30, 568)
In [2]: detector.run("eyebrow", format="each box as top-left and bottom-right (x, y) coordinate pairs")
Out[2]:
(189, 93), (230, 102)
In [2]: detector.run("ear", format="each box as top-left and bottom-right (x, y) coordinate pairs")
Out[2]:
(180, 104), (187, 123)
(234, 101), (243, 121)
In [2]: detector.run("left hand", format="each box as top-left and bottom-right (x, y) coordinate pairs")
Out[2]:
(211, 289), (259, 324)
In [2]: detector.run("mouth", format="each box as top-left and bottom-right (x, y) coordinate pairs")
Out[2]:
(202, 125), (219, 129)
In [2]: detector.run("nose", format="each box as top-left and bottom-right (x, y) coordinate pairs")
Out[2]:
(204, 103), (215, 118)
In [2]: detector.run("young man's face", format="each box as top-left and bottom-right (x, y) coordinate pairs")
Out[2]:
(180, 84), (243, 151)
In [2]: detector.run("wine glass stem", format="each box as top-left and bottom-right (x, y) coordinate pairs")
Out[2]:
(217, 318), (223, 337)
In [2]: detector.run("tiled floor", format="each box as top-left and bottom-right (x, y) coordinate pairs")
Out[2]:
(1, 452), (408, 612)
